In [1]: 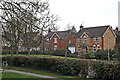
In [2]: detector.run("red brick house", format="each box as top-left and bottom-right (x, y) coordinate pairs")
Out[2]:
(75, 25), (116, 55)
(44, 27), (76, 53)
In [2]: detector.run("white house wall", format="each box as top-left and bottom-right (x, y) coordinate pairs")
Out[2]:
(68, 47), (75, 53)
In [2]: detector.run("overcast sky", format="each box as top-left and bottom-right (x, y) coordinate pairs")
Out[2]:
(49, 0), (119, 31)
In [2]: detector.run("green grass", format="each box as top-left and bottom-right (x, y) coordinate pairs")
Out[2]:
(7, 66), (73, 79)
(2, 73), (90, 80)
(2, 72), (38, 78)
(1, 54), (75, 59)
(6, 66), (91, 80)
(2, 72), (52, 80)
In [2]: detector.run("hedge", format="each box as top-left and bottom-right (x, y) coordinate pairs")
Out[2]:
(52, 49), (71, 56)
(2, 56), (120, 79)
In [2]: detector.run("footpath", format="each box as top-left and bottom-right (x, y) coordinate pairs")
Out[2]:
(5, 69), (65, 80)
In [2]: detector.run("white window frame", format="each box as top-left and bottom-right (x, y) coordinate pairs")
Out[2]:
(77, 45), (80, 52)
(54, 45), (57, 50)
(93, 45), (96, 52)
(84, 36), (87, 43)
(97, 44), (100, 50)
(54, 38), (57, 43)
(46, 38), (49, 42)
(79, 37), (82, 42)
(94, 37), (98, 41)
(68, 40), (71, 43)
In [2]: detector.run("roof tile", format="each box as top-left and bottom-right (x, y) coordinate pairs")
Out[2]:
(75, 25), (109, 38)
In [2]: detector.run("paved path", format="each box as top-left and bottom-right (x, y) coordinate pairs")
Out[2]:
(5, 70), (65, 80)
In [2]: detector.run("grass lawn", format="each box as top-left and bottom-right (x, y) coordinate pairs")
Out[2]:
(2, 72), (39, 78)
(1, 54), (76, 59)
(2, 72), (52, 80)
(6, 66), (91, 80)
(2, 54), (66, 58)
(7, 66), (73, 78)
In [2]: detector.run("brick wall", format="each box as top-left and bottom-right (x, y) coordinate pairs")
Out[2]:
(75, 27), (116, 54)
(103, 27), (116, 50)
(46, 31), (76, 51)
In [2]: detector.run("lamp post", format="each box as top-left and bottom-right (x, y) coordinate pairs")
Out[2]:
(108, 31), (110, 60)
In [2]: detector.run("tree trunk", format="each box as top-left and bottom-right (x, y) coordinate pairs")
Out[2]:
(65, 50), (67, 58)
(28, 48), (30, 55)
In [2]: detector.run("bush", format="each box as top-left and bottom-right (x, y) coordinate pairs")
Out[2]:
(30, 50), (43, 55)
(2, 56), (120, 79)
(95, 50), (119, 60)
(44, 49), (53, 55)
(2, 50), (11, 54)
(89, 61), (120, 79)
(95, 50), (108, 60)
(67, 53), (78, 58)
(2, 56), (88, 77)
(52, 49), (71, 56)
(18, 51), (28, 54)
(82, 52), (96, 59)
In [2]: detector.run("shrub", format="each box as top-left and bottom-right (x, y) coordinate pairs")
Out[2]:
(89, 61), (120, 79)
(52, 49), (71, 56)
(95, 50), (119, 60)
(95, 50), (107, 60)
(67, 53), (78, 58)
(44, 49), (53, 55)
(2, 56), (88, 77)
(30, 50), (42, 55)
(18, 51), (28, 54)
(83, 52), (95, 59)
(2, 56), (120, 79)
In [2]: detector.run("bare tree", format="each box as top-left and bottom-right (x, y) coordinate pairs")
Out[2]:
(64, 23), (75, 31)
(0, 0), (59, 55)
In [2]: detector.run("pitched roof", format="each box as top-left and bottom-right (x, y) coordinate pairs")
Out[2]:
(75, 25), (110, 38)
(46, 30), (71, 39)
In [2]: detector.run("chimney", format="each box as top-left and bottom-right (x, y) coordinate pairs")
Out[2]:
(48, 28), (51, 33)
(80, 24), (84, 30)
(115, 27), (118, 33)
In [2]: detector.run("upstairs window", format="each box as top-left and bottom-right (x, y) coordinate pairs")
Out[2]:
(84, 36), (87, 43)
(68, 40), (71, 43)
(77, 45), (80, 52)
(54, 45), (57, 50)
(79, 37), (82, 42)
(93, 45), (96, 52)
(97, 44), (100, 50)
(54, 38), (57, 43)
(46, 38), (49, 42)
(94, 37), (98, 41)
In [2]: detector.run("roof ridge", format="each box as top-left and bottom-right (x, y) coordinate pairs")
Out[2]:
(83, 25), (110, 29)
(52, 30), (70, 33)
(75, 25), (110, 38)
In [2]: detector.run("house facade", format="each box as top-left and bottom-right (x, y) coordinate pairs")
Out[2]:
(44, 27), (76, 53)
(75, 25), (116, 55)
(44, 25), (116, 54)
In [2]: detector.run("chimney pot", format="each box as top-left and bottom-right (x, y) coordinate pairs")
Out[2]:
(48, 28), (51, 33)
(80, 24), (84, 30)
(115, 27), (118, 33)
